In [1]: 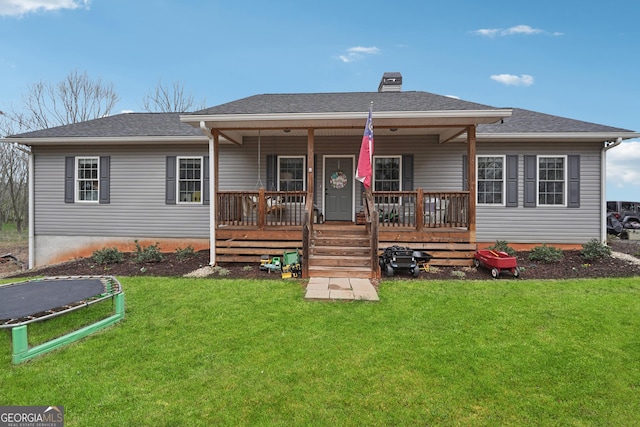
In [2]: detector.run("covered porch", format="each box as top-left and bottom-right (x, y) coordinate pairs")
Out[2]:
(181, 91), (511, 279)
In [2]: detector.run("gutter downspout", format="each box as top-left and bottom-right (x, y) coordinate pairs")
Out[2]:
(200, 121), (216, 266)
(28, 147), (34, 269)
(601, 137), (622, 243)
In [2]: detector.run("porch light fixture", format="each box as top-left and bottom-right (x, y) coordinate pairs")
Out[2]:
(283, 129), (291, 133)
(390, 128), (398, 132)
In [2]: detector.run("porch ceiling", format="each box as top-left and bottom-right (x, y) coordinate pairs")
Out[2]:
(181, 109), (512, 144)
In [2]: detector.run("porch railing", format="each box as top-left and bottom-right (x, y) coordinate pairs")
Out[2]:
(373, 190), (469, 230)
(217, 189), (307, 228)
(217, 189), (469, 230)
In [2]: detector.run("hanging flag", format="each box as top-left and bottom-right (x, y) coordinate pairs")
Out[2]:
(355, 103), (374, 189)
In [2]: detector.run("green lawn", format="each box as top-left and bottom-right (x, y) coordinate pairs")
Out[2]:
(1, 276), (639, 426)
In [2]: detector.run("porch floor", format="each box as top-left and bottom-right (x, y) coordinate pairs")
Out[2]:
(304, 277), (379, 301)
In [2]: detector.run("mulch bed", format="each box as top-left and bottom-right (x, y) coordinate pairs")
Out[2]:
(4, 239), (640, 281)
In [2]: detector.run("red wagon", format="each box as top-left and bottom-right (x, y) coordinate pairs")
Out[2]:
(473, 250), (520, 279)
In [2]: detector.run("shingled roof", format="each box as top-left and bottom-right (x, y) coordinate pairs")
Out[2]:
(5, 92), (636, 141)
(8, 112), (203, 139)
(479, 108), (631, 134)
(187, 91), (498, 115)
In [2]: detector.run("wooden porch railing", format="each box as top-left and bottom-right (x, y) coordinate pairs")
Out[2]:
(217, 189), (307, 228)
(373, 190), (469, 230)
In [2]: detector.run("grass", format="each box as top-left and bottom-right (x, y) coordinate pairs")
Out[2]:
(1, 276), (640, 426)
(0, 221), (27, 246)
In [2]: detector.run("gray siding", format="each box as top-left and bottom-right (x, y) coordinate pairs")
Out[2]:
(474, 141), (602, 244)
(34, 145), (210, 238)
(34, 136), (603, 245)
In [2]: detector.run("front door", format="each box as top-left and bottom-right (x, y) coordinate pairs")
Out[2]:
(324, 156), (354, 221)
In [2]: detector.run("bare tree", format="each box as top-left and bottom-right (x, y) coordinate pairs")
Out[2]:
(141, 80), (206, 113)
(21, 69), (120, 131)
(0, 70), (120, 233)
(0, 111), (30, 233)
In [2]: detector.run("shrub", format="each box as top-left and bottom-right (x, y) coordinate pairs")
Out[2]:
(175, 245), (195, 261)
(580, 239), (612, 261)
(134, 240), (163, 263)
(529, 244), (563, 263)
(92, 247), (124, 265)
(487, 240), (517, 257)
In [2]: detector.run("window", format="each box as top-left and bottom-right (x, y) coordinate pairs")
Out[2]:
(374, 156), (401, 203)
(278, 156), (305, 202)
(178, 157), (202, 203)
(76, 157), (99, 202)
(538, 155), (566, 206)
(477, 155), (505, 205)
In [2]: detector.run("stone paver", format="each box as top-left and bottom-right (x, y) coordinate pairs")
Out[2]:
(304, 277), (379, 301)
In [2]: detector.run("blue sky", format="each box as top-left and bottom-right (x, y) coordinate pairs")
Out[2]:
(1, 0), (639, 200)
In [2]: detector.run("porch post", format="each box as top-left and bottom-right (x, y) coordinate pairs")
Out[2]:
(210, 129), (219, 265)
(302, 128), (315, 278)
(467, 125), (476, 234)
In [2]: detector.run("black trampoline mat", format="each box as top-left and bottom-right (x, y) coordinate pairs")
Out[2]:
(0, 278), (105, 320)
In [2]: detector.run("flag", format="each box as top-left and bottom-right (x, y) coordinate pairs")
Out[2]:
(355, 104), (374, 189)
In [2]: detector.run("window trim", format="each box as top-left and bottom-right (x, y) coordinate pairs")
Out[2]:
(476, 154), (506, 206)
(176, 156), (204, 205)
(537, 154), (567, 207)
(75, 156), (100, 203)
(276, 155), (306, 192)
(373, 155), (403, 191)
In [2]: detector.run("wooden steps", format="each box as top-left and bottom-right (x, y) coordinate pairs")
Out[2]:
(308, 225), (373, 278)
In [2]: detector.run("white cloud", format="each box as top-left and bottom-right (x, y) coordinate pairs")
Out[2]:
(0, 0), (90, 17)
(490, 74), (534, 86)
(607, 141), (640, 190)
(473, 24), (560, 38)
(473, 28), (500, 37)
(502, 25), (543, 36)
(338, 46), (380, 63)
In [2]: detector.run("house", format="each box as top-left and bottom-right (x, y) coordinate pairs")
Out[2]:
(5, 73), (639, 278)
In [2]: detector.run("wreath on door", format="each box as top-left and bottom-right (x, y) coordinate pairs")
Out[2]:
(330, 171), (348, 189)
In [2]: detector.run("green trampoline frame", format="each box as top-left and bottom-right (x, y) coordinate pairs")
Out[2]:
(1, 276), (125, 364)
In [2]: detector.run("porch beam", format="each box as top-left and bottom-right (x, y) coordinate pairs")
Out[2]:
(467, 125), (476, 234)
(210, 124), (476, 132)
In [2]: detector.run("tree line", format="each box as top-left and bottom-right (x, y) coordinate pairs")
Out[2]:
(0, 70), (205, 233)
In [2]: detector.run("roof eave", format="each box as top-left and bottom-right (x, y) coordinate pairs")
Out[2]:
(181, 109), (513, 128)
(466, 132), (640, 142)
(2, 135), (210, 146)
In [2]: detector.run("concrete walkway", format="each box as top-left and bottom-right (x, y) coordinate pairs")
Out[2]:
(304, 277), (379, 301)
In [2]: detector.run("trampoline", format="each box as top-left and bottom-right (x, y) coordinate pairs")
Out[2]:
(0, 276), (124, 364)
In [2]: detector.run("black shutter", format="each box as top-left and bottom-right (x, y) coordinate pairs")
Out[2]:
(203, 156), (210, 205)
(166, 156), (176, 204)
(524, 155), (537, 207)
(462, 155), (468, 191)
(505, 155), (518, 207)
(402, 154), (414, 191)
(64, 156), (75, 203)
(568, 155), (580, 208)
(99, 156), (110, 204)
(266, 154), (277, 190)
